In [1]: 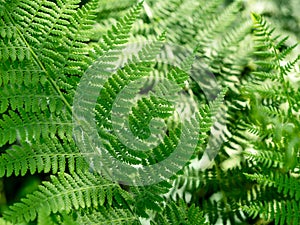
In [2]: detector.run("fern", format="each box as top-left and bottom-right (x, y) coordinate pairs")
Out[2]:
(238, 12), (300, 225)
(1, 0), (300, 224)
(0, 138), (89, 176)
(65, 207), (140, 225)
(244, 172), (300, 201)
(152, 199), (208, 225)
(4, 171), (133, 224)
(242, 200), (300, 225)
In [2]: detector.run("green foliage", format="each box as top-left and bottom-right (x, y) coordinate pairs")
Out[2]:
(0, 0), (299, 224)
(152, 199), (209, 225)
(4, 171), (133, 224)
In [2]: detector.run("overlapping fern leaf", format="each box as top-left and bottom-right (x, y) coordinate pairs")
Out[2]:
(152, 199), (208, 225)
(0, 1), (149, 223)
(238, 13), (300, 225)
(0, 0), (97, 146)
(178, 11), (300, 225)
(0, 0), (101, 177)
(3, 171), (134, 224)
(0, 0), (213, 224)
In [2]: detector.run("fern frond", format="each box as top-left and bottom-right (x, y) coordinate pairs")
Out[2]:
(244, 147), (284, 169)
(62, 207), (139, 225)
(172, 166), (201, 194)
(152, 199), (208, 225)
(0, 108), (73, 147)
(244, 172), (300, 201)
(210, 20), (252, 71)
(242, 200), (300, 225)
(195, 0), (243, 47)
(0, 61), (45, 87)
(127, 181), (172, 218)
(0, 138), (90, 177)
(92, 2), (143, 58)
(2, 0), (299, 224)
(251, 12), (299, 78)
(1, 0), (93, 76)
(0, 0), (99, 148)
(37, 209), (57, 225)
(3, 171), (133, 224)
(0, 82), (60, 113)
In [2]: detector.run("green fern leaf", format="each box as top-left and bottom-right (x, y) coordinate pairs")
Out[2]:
(152, 199), (208, 225)
(68, 207), (139, 225)
(0, 138), (90, 177)
(3, 171), (133, 224)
